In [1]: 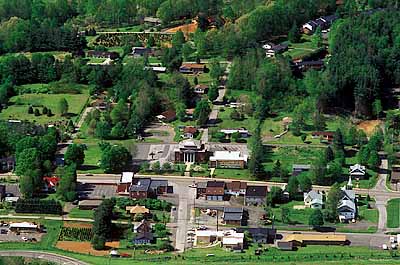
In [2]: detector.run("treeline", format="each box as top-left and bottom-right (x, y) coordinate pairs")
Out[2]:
(15, 198), (62, 215)
(328, 9), (400, 117)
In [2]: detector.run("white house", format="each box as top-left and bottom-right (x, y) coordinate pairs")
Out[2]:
(209, 151), (248, 169)
(120, 172), (134, 184)
(220, 128), (250, 138)
(338, 178), (357, 223)
(225, 181), (247, 196)
(303, 190), (323, 209)
(349, 164), (366, 178)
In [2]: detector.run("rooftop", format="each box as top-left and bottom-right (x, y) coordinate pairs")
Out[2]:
(284, 234), (346, 243)
(126, 205), (150, 214)
(210, 151), (248, 162)
(226, 181), (247, 191)
(121, 172), (134, 183)
(207, 181), (225, 188)
(246, 186), (267, 197)
(130, 178), (151, 192)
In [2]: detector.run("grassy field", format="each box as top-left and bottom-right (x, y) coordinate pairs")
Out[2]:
(68, 208), (95, 219)
(0, 89), (89, 124)
(387, 198), (400, 228)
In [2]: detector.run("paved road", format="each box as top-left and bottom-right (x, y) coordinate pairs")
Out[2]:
(372, 159), (390, 233)
(0, 251), (89, 265)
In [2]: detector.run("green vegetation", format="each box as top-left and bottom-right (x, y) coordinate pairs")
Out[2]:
(387, 198), (400, 228)
(68, 208), (94, 219)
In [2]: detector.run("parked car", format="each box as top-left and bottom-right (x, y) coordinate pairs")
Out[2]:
(382, 244), (388, 250)
(198, 225), (207, 230)
(21, 237), (28, 241)
(0, 229), (7, 234)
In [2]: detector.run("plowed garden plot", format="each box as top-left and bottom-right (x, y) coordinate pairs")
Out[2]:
(56, 241), (120, 256)
(63, 222), (93, 229)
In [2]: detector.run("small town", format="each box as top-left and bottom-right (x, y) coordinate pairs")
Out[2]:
(0, 1), (400, 265)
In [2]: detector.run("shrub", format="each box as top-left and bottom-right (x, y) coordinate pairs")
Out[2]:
(92, 234), (106, 250)
(42, 107), (48, 115)
(34, 109), (40, 116)
(15, 199), (62, 215)
(28, 106), (33, 114)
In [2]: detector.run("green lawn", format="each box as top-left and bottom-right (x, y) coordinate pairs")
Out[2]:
(283, 35), (319, 60)
(387, 198), (400, 228)
(214, 168), (251, 180)
(87, 57), (106, 64)
(359, 205), (379, 224)
(68, 208), (95, 219)
(0, 90), (89, 124)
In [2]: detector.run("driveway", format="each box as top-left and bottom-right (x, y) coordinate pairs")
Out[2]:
(143, 122), (175, 143)
(371, 159), (389, 233)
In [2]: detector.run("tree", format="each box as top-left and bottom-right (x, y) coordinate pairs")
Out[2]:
(301, 134), (307, 142)
(325, 146), (334, 162)
(110, 122), (126, 139)
(92, 199), (115, 250)
(288, 22), (300, 43)
(357, 145), (370, 165)
(368, 150), (380, 169)
(297, 173), (312, 192)
(267, 186), (283, 207)
(162, 162), (172, 172)
(193, 99), (211, 126)
(248, 126), (265, 180)
(310, 156), (327, 185)
(110, 100), (129, 125)
(34, 108), (40, 116)
(59, 98), (68, 116)
(372, 99), (382, 118)
(210, 59), (224, 81)
(100, 144), (132, 173)
(42, 106), (48, 115)
(28, 106), (33, 114)
(287, 176), (299, 200)
(313, 111), (326, 131)
(172, 30), (185, 50)
(47, 108), (52, 117)
(207, 85), (219, 101)
(64, 144), (85, 167)
(95, 121), (111, 139)
(151, 161), (161, 173)
(312, 27), (323, 48)
(324, 183), (341, 222)
(16, 148), (42, 198)
(56, 163), (77, 201)
(309, 209), (324, 228)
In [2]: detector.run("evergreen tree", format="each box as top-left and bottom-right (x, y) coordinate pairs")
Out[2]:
(288, 22), (300, 43)
(248, 126), (265, 180)
(324, 183), (341, 222)
(309, 209), (324, 228)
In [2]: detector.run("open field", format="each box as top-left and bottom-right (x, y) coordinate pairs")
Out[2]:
(56, 241), (119, 256)
(0, 90), (89, 124)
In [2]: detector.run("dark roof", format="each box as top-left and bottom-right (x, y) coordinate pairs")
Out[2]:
(0, 185), (5, 195)
(277, 241), (294, 250)
(207, 181), (225, 188)
(224, 207), (243, 213)
(226, 181), (247, 191)
(392, 171), (400, 181)
(184, 126), (198, 134)
(160, 110), (176, 120)
(150, 180), (168, 189)
(236, 228), (276, 236)
(197, 182), (207, 189)
(130, 178), (151, 192)
(134, 232), (154, 241)
(132, 47), (151, 55)
(246, 186), (267, 197)
(223, 213), (243, 221)
(295, 60), (324, 67)
(312, 131), (334, 137)
(321, 14), (338, 23)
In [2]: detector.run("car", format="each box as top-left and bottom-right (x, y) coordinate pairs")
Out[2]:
(188, 184), (197, 188)
(21, 236), (28, 241)
(0, 229), (7, 234)
(382, 244), (388, 250)
(172, 206), (177, 211)
(198, 225), (207, 230)
(392, 243), (397, 250)
(72, 200), (79, 205)
(206, 254), (215, 257)
(187, 231), (195, 235)
(85, 174), (93, 176)
(390, 236), (396, 243)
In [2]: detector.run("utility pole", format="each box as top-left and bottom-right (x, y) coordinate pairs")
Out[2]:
(216, 209), (219, 232)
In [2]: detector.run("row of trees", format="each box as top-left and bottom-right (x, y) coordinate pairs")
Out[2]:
(92, 198), (115, 250)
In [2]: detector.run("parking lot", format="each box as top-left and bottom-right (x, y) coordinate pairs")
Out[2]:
(0, 226), (43, 243)
(77, 183), (118, 200)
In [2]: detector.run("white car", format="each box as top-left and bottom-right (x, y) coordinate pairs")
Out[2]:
(392, 244), (397, 250)
(390, 236), (396, 243)
(198, 225), (207, 230)
(188, 184), (197, 188)
(21, 236), (28, 241)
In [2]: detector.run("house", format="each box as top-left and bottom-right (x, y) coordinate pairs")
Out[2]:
(311, 131), (334, 142)
(78, 200), (103, 210)
(149, 180), (168, 195)
(0, 156), (15, 172)
(194, 84), (209, 94)
(245, 186), (267, 206)
(126, 205), (150, 218)
(338, 179), (357, 223)
(9, 222), (39, 233)
(129, 178), (152, 199)
(391, 165), (400, 184)
(294, 60), (324, 72)
(303, 190), (323, 209)
(131, 47), (152, 57)
(263, 42), (289, 58)
(87, 50), (119, 60)
(145, 66), (167, 73)
(302, 14), (338, 34)
(236, 228), (277, 244)
(43, 176), (60, 193)
(225, 181), (247, 196)
(209, 151), (248, 169)
(129, 178), (168, 199)
(174, 139), (209, 163)
(206, 181), (225, 201)
(283, 234), (347, 246)
(143, 17), (162, 25)
(194, 229), (244, 248)
(349, 164), (366, 179)
(220, 128), (250, 138)
(185, 108), (195, 119)
(196, 182), (207, 198)
(222, 232), (245, 250)
(222, 207), (244, 226)
(0, 185), (5, 201)
(117, 172), (134, 193)
(132, 232), (154, 245)
(133, 220), (151, 234)
(179, 63), (206, 74)
(182, 126), (198, 139)
(156, 110), (176, 122)
(292, 164), (311, 177)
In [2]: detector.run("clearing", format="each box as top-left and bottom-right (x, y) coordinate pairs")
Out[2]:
(56, 241), (120, 256)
